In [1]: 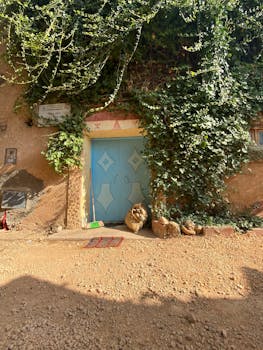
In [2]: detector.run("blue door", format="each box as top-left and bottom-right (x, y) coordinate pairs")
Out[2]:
(91, 137), (149, 223)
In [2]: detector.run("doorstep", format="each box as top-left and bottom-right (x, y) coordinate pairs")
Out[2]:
(48, 225), (156, 241)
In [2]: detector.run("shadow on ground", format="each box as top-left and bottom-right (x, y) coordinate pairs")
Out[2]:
(0, 267), (262, 349)
(49, 224), (156, 241)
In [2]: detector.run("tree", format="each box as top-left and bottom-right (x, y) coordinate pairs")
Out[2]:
(1, 0), (262, 229)
(0, 0), (175, 108)
(136, 0), (262, 224)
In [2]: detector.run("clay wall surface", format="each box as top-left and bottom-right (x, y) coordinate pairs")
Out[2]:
(0, 44), (58, 184)
(226, 161), (263, 214)
(0, 47), (67, 229)
(1, 78), (263, 229)
(0, 90), (59, 183)
(0, 80), (67, 229)
(66, 169), (82, 229)
(1, 40), (263, 229)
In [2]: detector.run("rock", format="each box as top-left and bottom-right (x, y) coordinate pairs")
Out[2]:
(177, 336), (183, 344)
(184, 346), (192, 350)
(180, 220), (204, 235)
(167, 221), (181, 237)
(185, 335), (193, 341)
(221, 329), (227, 338)
(159, 216), (169, 225)
(194, 289), (202, 297)
(202, 225), (235, 236)
(181, 220), (196, 235)
(184, 313), (197, 324)
(47, 223), (63, 234)
(152, 218), (181, 238)
(152, 220), (168, 239)
(57, 225), (63, 232)
(181, 226), (196, 235)
(195, 224), (204, 235)
(170, 340), (176, 348)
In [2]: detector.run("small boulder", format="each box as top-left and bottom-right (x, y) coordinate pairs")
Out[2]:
(152, 219), (168, 239)
(194, 224), (204, 235)
(181, 220), (196, 235)
(167, 221), (181, 237)
(159, 216), (169, 225)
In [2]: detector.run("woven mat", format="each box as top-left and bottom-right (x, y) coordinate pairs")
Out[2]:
(84, 236), (124, 248)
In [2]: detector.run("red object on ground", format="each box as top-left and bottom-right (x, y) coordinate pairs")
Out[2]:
(84, 236), (124, 248)
(1, 210), (9, 231)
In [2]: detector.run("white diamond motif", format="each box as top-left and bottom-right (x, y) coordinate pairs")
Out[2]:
(128, 183), (145, 203)
(98, 152), (114, 172)
(128, 150), (143, 171)
(97, 184), (114, 211)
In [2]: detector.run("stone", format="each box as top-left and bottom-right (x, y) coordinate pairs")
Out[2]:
(48, 224), (63, 234)
(221, 329), (227, 338)
(195, 224), (204, 235)
(194, 289), (202, 297)
(184, 313), (197, 324)
(203, 226), (235, 236)
(185, 335), (193, 341)
(159, 216), (169, 225)
(152, 220), (168, 239)
(152, 218), (182, 238)
(181, 220), (196, 235)
(56, 225), (63, 232)
(167, 221), (181, 237)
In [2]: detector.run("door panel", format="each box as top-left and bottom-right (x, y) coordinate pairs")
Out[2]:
(91, 137), (149, 223)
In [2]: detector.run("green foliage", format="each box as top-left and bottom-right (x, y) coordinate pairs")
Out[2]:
(0, 0), (172, 107)
(138, 84), (252, 216)
(136, 1), (262, 222)
(43, 113), (86, 174)
(174, 210), (263, 233)
(1, 0), (263, 229)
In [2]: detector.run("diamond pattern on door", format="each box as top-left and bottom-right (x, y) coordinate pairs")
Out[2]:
(97, 184), (114, 210)
(128, 150), (143, 171)
(98, 152), (114, 172)
(128, 182), (145, 204)
(91, 138), (149, 223)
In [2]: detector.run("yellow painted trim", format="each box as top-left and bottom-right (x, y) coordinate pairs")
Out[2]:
(88, 128), (144, 139)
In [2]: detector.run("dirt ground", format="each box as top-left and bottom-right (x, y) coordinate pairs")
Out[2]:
(0, 231), (262, 350)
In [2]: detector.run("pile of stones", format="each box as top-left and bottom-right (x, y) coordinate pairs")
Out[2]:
(152, 217), (204, 239)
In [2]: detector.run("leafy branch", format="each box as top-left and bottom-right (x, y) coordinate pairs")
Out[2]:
(42, 113), (86, 174)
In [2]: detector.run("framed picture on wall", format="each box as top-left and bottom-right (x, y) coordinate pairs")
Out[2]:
(4, 148), (17, 164)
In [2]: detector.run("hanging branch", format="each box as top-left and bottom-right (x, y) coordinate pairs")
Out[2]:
(88, 25), (143, 114)
(0, 0), (170, 106)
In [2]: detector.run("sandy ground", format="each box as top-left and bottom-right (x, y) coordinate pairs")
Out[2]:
(0, 231), (262, 350)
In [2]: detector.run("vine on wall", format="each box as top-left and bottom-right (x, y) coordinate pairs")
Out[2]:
(1, 1), (263, 230)
(136, 1), (262, 229)
(0, 0), (172, 108)
(42, 113), (86, 174)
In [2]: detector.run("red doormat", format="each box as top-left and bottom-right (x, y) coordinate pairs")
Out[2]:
(84, 236), (124, 248)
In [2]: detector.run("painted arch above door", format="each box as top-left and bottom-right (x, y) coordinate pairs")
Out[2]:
(91, 137), (149, 223)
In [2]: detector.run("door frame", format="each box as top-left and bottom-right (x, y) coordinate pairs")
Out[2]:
(90, 136), (148, 224)
(81, 133), (147, 226)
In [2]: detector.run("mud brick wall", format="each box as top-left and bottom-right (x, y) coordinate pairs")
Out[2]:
(226, 161), (263, 214)
(1, 36), (263, 229)
(0, 45), (66, 229)
(67, 170), (82, 228)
